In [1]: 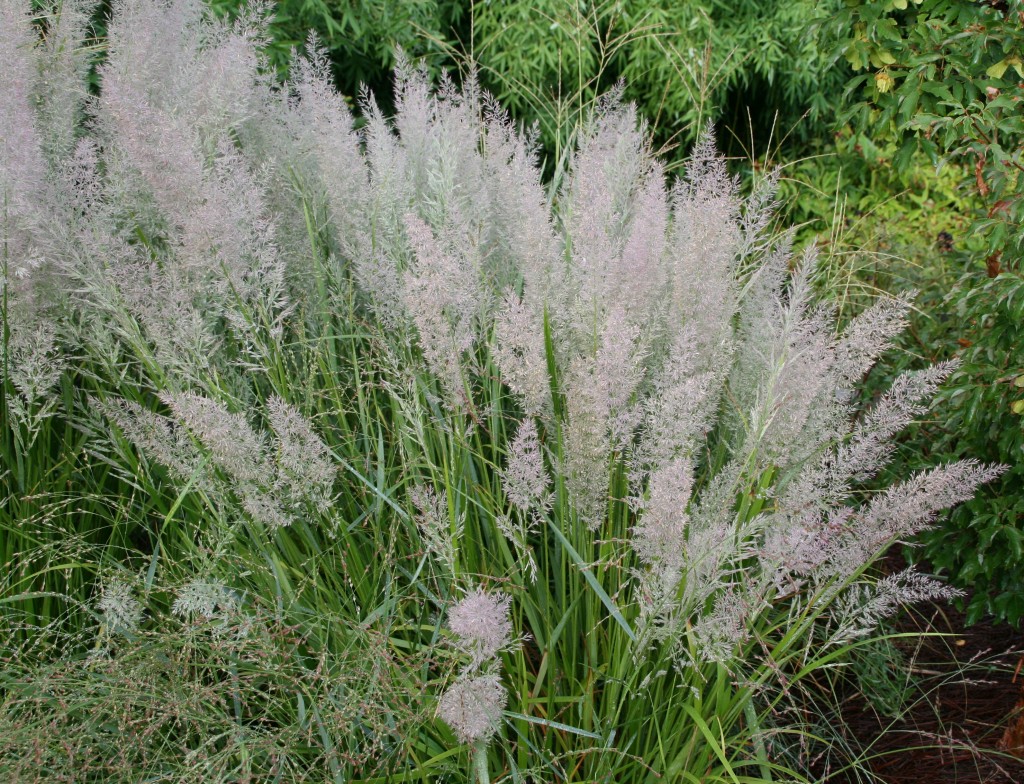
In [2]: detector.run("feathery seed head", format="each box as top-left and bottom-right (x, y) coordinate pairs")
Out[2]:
(97, 579), (143, 637)
(437, 672), (507, 744)
(172, 579), (237, 620)
(447, 589), (513, 670)
(501, 420), (551, 514)
(267, 395), (336, 514)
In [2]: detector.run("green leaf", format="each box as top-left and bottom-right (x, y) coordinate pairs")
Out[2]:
(869, 48), (897, 68)
(504, 711), (604, 739)
(986, 58), (1010, 80)
(920, 82), (953, 101)
(545, 519), (637, 643)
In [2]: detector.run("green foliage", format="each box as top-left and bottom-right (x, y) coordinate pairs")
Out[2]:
(615, 0), (846, 150)
(468, 0), (627, 170)
(908, 266), (1024, 625)
(822, 0), (1024, 625)
(470, 0), (850, 167)
(849, 632), (912, 718)
(780, 137), (971, 254)
(207, 0), (465, 101)
(826, 0), (1024, 259)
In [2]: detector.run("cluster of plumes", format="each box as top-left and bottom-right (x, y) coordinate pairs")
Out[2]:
(0, 0), (80, 442)
(1, 0), (285, 403)
(281, 52), (1000, 665)
(437, 589), (513, 745)
(1, 0), (1001, 686)
(99, 393), (336, 531)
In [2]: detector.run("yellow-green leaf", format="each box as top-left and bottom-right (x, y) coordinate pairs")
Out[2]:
(1014, 374), (1024, 388)
(892, 0), (908, 9)
(1012, 399), (1024, 415)
(875, 71), (895, 93)
(870, 48), (897, 68)
(987, 58), (1010, 80)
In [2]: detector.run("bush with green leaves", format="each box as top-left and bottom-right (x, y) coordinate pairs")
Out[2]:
(471, 0), (849, 167)
(919, 269), (1024, 624)
(827, 0), (1023, 259)
(1, 0), (1003, 781)
(867, 253), (1024, 626)
(822, 0), (1024, 624)
(206, 0), (465, 102)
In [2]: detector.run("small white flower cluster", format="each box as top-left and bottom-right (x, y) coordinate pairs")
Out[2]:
(437, 589), (513, 745)
(446, 589), (513, 670)
(172, 579), (236, 621)
(172, 578), (252, 639)
(96, 579), (143, 637)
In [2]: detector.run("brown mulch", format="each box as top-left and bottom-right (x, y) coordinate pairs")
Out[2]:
(837, 562), (1024, 784)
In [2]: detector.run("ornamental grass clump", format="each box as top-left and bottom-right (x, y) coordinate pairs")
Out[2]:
(0, 0), (1003, 781)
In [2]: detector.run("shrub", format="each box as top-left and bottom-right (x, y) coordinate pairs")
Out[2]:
(0, 0), (1002, 780)
(923, 268), (1024, 625)
(824, 0), (1024, 624)
(470, 0), (849, 166)
(207, 0), (465, 101)
(878, 258), (1024, 626)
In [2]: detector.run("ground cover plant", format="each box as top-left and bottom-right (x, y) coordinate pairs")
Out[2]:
(0, 0), (1006, 781)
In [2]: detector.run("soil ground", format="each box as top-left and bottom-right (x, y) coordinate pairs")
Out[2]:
(840, 559), (1024, 783)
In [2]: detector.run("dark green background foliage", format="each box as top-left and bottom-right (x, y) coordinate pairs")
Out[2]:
(878, 259), (1024, 626)
(824, 0), (1023, 625)
(207, 0), (468, 103)
(826, 0), (1024, 258)
(470, 0), (850, 163)
(924, 270), (1024, 625)
(206, 0), (852, 162)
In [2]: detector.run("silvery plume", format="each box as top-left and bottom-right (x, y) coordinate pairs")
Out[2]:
(447, 588), (513, 671)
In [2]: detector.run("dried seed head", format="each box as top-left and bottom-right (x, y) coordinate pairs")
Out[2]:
(437, 672), (507, 744)
(447, 588), (513, 669)
(501, 419), (551, 514)
(172, 579), (236, 620)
